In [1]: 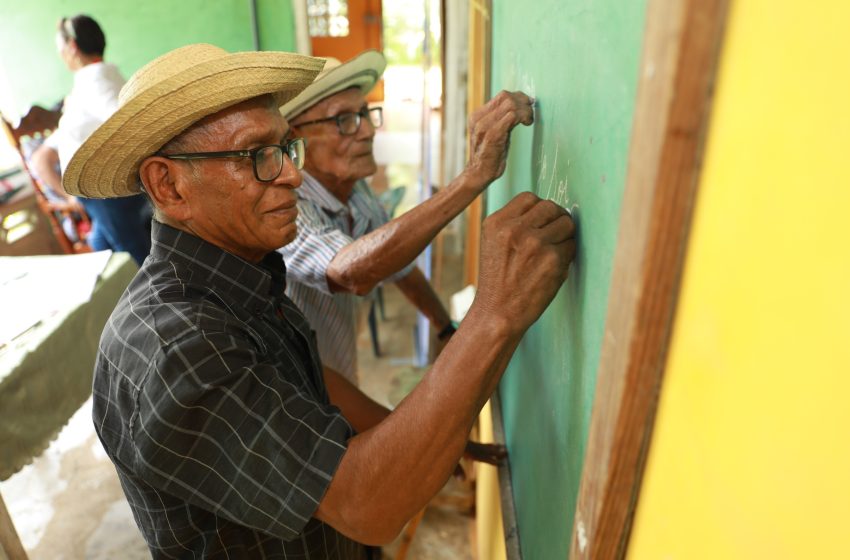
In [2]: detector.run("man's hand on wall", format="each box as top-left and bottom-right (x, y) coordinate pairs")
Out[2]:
(475, 192), (576, 335)
(465, 90), (535, 187)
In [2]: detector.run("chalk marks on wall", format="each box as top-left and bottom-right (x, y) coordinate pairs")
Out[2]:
(537, 143), (564, 203)
(508, 52), (538, 99)
(511, 56), (582, 216)
(535, 142), (580, 220)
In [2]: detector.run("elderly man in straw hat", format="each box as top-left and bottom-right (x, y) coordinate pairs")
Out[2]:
(280, 51), (528, 384)
(64, 44), (575, 558)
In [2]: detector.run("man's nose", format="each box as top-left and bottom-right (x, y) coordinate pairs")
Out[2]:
(356, 114), (377, 139)
(273, 156), (302, 189)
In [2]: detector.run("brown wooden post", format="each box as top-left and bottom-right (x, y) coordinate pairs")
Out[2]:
(463, 0), (492, 287)
(570, 0), (730, 557)
(0, 492), (28, 560)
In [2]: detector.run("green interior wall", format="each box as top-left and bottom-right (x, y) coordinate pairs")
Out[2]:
(0, 0), (295, 116)
(487, 1), (648, 557)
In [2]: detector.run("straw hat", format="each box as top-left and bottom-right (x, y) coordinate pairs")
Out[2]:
(280, 49), (386, 120)
(63, 43), (324, 198)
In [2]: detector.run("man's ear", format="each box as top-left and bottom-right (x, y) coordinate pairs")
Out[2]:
(139, 156), (193, 222)
(67, 38), (85, 61)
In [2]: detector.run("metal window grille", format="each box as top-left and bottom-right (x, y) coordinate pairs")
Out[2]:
(307, 0), (350, 37)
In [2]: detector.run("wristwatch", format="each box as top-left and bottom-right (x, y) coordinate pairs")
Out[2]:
(437, 321), (459, 341)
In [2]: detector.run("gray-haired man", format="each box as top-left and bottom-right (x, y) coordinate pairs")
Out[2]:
(66, 44), (575, 558)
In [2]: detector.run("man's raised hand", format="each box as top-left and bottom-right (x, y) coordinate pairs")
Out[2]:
(466, 91), (535, 186)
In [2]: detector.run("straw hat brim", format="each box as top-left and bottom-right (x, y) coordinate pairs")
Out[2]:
(64, 51), (323, 198)
(280, 50), (386, 119)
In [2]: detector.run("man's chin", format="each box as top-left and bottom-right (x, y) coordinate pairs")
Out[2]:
(354, 158), (378, 179)
(277, 224), (298, 248)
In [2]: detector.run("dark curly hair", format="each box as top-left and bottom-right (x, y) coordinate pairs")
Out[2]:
(57, 14), (106, 57)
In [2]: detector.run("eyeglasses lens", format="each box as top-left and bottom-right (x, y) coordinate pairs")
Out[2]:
(287, 139), (305, 170)
(255, 146), (283, 181)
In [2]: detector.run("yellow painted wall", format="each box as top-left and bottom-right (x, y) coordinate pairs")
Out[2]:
(628, 1), (850, 559)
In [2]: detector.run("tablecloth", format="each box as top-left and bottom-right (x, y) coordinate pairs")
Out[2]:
(0, 251), (137, 480)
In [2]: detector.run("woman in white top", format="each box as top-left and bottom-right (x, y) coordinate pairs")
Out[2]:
(31, 14), (151, 264)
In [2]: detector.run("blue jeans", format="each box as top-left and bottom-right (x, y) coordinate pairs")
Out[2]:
(80, 195), (152, 265)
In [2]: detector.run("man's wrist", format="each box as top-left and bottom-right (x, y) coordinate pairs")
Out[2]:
(457, 166), (492, 195)
(437, 320), (459, 341)
(464, 299), (521, 341)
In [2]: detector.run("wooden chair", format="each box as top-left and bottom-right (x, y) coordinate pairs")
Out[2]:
(1, 106), (91, 254)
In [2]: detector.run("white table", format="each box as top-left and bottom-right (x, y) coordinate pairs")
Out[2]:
(0, 251), (137, 558)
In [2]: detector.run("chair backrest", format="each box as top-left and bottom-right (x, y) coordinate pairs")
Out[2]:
(0, 106), (90, 255)
(2, 106), (61, 150)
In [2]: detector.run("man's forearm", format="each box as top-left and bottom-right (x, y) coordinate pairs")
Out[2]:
(315, 302), (521, 544)
(323, 366), (390, 432)
(394, 267), (452, 330)
(327, 90), (534, 297)
(30, 144), (67, 196)
(326, 168), (489, 295)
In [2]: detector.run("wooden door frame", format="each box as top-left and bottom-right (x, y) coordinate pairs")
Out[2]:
(307, 0), (383, 62)
(569, 0), (730, 558)
(462, 0), (491, 287)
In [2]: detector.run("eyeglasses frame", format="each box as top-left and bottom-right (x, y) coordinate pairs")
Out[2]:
(159, 137), (307, 183)
(292, 106), (383, 136)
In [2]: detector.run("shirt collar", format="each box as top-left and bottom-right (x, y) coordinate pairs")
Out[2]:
(298, 171), (353, 215)
(149, 221), (286, 312)
(73, 61), (106, 84)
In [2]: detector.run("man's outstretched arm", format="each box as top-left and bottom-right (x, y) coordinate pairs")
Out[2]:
(323, 365), (390, 433)
(394, 267), (453, 341)
(327, 91), (535, 295)
(323, 364), (505, 471)
(315, 193), (576, 545)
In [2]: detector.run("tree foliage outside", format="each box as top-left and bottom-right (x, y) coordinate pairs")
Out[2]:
(382, 0), (441, 66)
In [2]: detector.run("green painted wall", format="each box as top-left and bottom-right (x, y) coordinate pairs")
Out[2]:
(0, 0), (295, 116)
(487, 1), (647, 557)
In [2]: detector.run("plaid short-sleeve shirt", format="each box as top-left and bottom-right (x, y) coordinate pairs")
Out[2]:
(92, 221), (371, 559)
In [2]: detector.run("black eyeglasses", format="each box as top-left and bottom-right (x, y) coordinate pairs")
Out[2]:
(160, 138), (306, 182)
(293, 107), (383, 136)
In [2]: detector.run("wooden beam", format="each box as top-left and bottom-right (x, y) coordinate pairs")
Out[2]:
(0, 492), (28, 560)
(463, 0), (491, 287)
(491, 391), (521, 560)
(569, 0), (730, 558)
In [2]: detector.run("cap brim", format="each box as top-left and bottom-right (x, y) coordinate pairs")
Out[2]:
(280, 50), (386, 119)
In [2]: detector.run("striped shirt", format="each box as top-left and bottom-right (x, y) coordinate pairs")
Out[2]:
(280, 172), (414, 382)
(92, 221), (372, 559)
